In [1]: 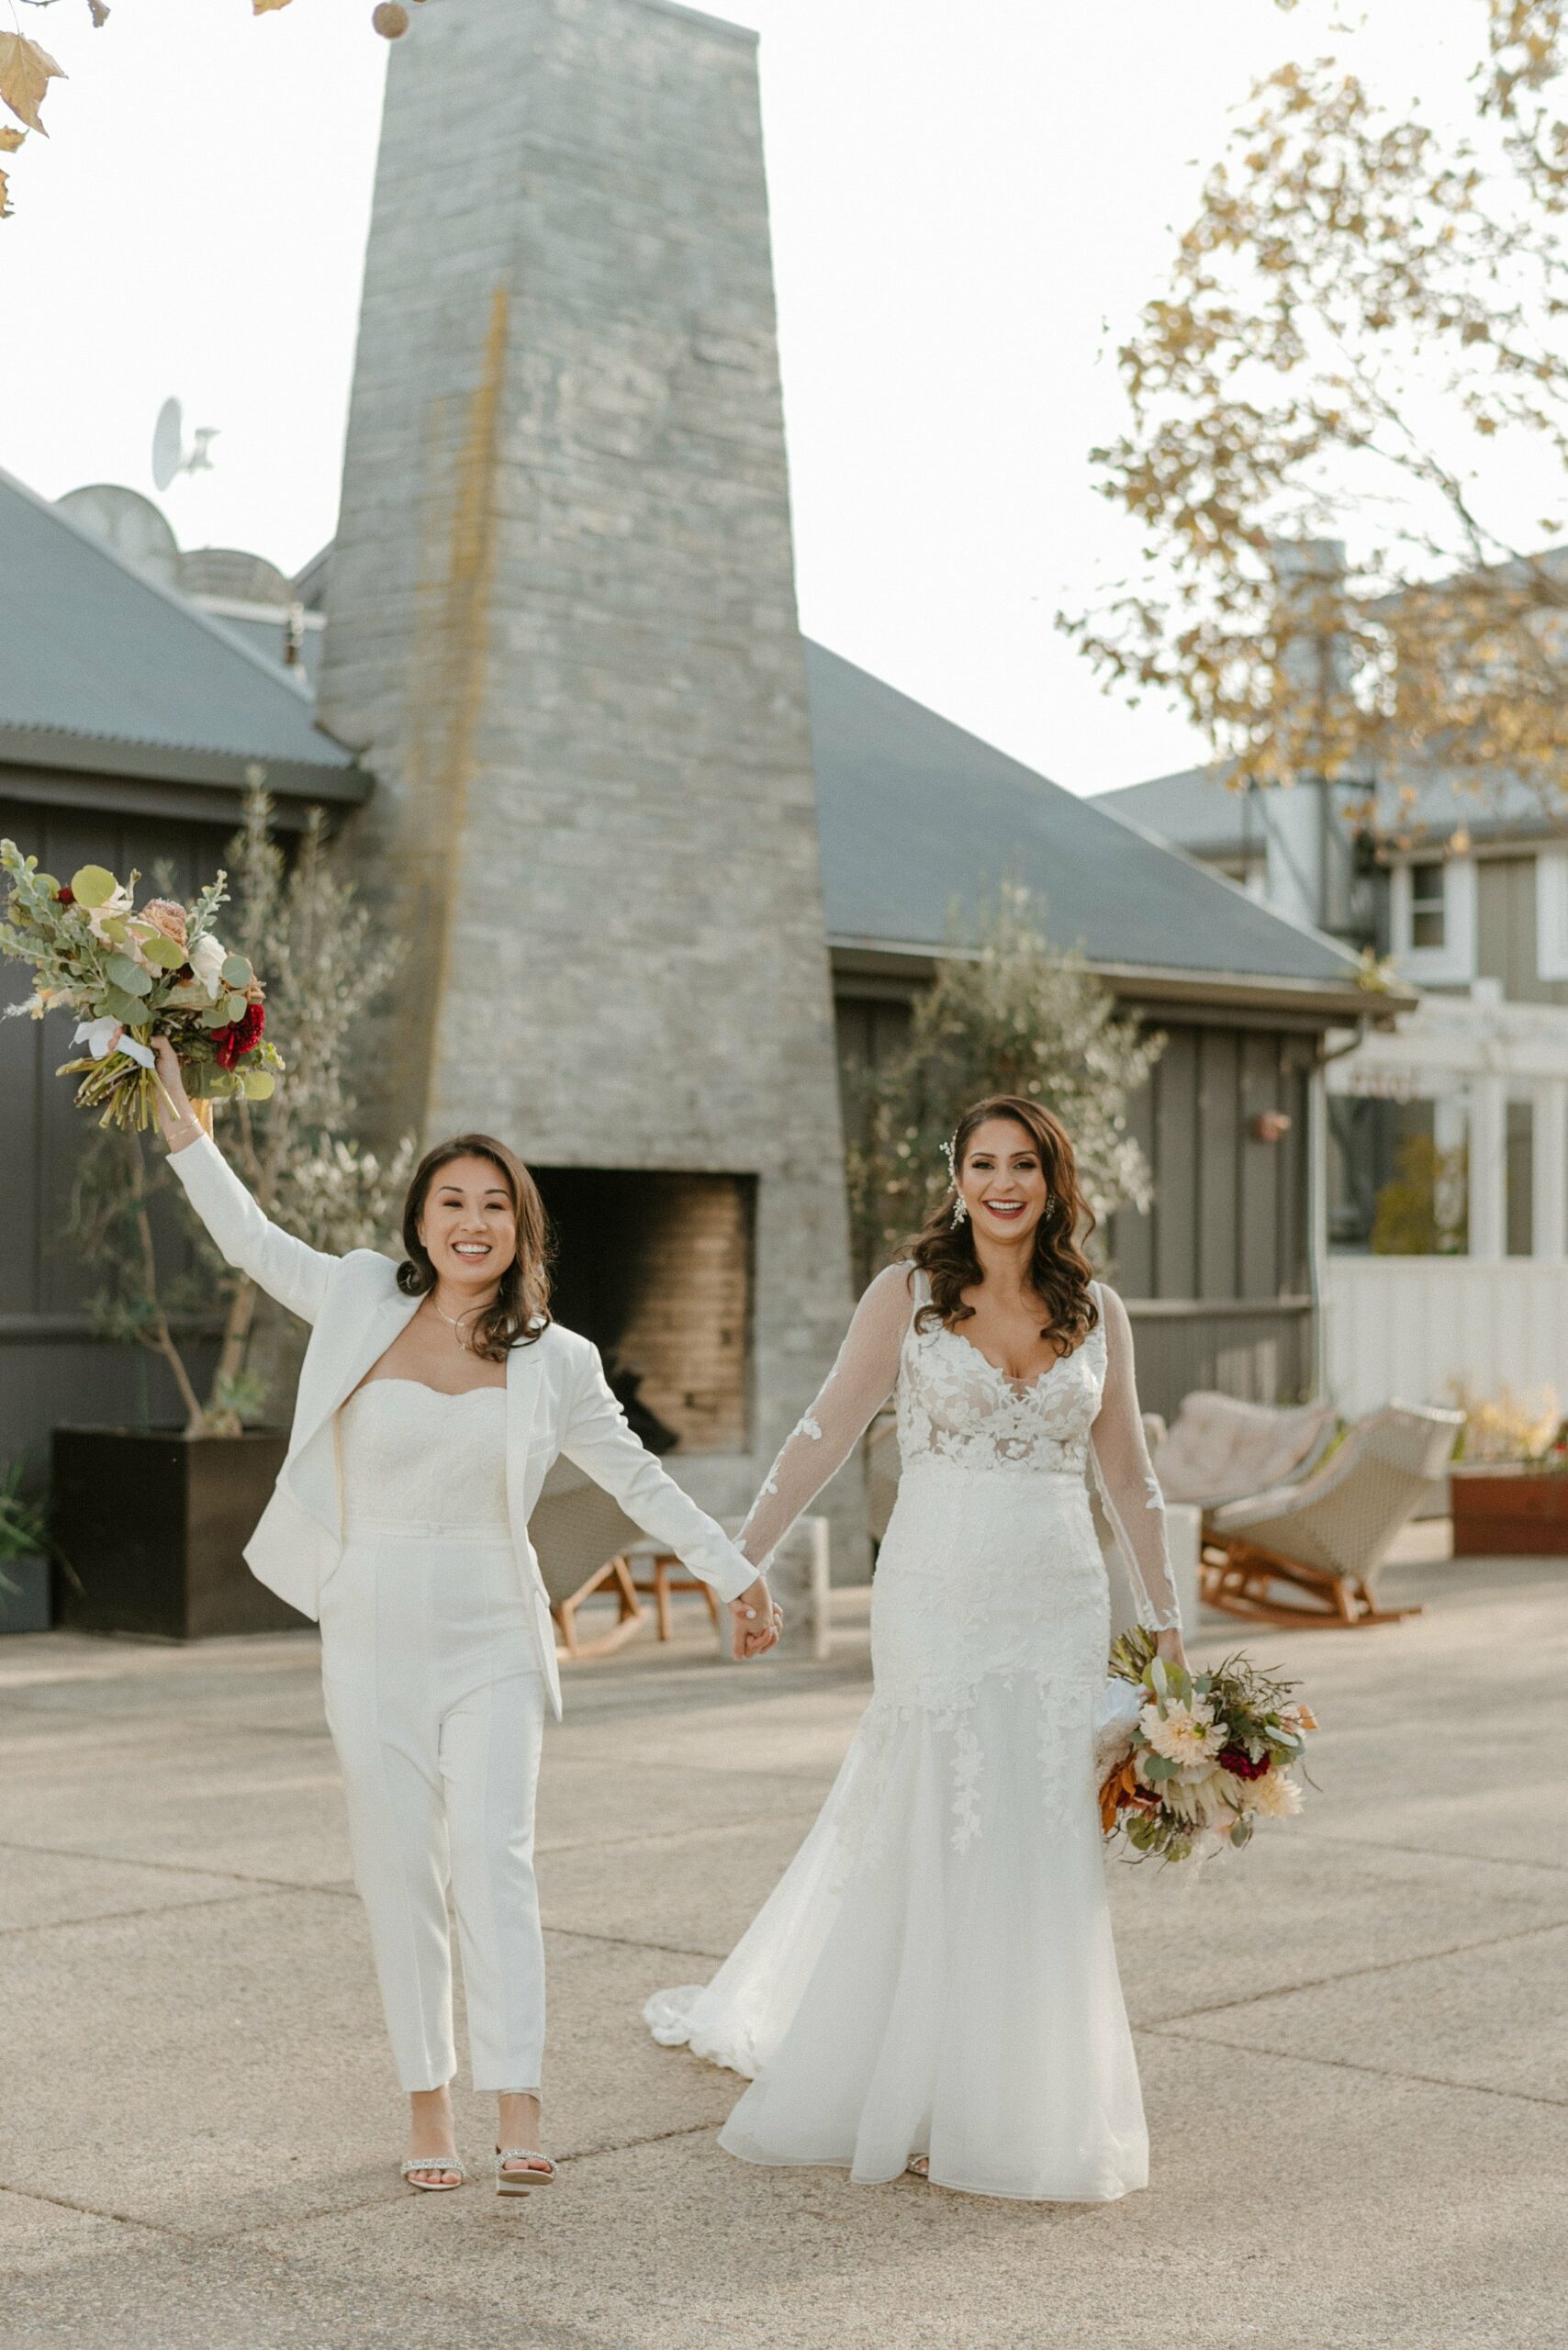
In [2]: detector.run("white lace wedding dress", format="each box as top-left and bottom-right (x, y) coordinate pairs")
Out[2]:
(644, 1264), (1182, 2202)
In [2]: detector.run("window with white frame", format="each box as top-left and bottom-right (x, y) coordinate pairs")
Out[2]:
(1537, 846), (1568, 981)
(1409, 861), (1446, 947)
(1391, 856), (1476, 982)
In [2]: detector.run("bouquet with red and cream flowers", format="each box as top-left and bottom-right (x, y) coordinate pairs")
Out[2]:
(1, 843), (284, 1130)
(1097, 1626), (1317, 1863)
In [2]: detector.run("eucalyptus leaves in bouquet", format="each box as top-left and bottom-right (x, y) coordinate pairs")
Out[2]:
(846, 884), (1164, 1270)
(0, 844), (281, 1129)
(69, 786), (414, 1437)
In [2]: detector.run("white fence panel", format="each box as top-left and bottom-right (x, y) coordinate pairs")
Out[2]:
(1323, 1258), (1568, 1417)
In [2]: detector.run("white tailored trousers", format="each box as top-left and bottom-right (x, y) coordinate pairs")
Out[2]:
(317, 1530), (547, 2094)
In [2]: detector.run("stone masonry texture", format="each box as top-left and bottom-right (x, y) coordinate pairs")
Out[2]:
(318, 0), (863, 1548)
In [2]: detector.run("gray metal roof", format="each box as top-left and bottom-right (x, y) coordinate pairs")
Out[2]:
(0, 469), (361, 795)
(1092, 763), (1251, 856)
(804, 645), (1366, 994)
(1361, 761), (1564, 845)
(1096, 752), (1563, 852)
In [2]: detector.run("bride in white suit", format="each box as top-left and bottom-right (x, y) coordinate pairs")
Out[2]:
(149, 1039), (778, 2197)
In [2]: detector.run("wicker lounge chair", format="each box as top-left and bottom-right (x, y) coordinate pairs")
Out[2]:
(1152, 1390), (1338, 1512)
(1201, 1402), (1463, 1628)
(529, 1457), (650, 1658)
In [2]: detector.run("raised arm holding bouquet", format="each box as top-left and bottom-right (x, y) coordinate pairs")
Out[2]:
(0, 842), (281, 1129)
(147, 1037), (780, 2198)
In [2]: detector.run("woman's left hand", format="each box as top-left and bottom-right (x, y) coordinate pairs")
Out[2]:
(1155, 1626), (1190, 1677)
(730, 1576), (782, 1661)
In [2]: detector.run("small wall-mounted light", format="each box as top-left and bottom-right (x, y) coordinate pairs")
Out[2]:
(1251, 1111), (1293, 1145)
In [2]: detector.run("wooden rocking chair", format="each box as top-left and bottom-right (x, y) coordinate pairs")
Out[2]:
(530, 1458), (650, 1660)
(1200, 1402), (1462, 1628)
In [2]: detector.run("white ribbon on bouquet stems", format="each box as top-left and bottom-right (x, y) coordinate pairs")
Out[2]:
(73, 1015), (154, 1069)
(72, 1018), (189, 1126)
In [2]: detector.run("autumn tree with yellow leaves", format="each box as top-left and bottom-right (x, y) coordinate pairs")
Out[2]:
(0, 0), (423, 219)
(1063, 0), (1568, 827)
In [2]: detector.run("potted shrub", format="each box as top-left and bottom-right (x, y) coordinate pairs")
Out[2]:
(0, 1461), (50, 1635)
(1450, 1385), (1568, 1556)
(16, 788), (411, 1639)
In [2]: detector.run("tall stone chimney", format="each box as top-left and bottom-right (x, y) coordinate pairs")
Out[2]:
(319, 0), (860, 1541)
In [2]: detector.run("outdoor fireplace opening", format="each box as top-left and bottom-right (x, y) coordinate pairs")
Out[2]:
(531, 1169), (755, 1455)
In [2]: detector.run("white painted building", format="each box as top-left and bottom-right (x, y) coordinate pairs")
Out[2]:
(1096, 764), (1568, 1418)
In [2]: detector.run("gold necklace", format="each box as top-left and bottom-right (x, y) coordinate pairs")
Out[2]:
(430, 1295), (479, 1348)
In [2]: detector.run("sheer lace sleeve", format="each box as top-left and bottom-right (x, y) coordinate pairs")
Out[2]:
(737, 1262), (913, 1570)
(1089, 1285), (1182, 1632)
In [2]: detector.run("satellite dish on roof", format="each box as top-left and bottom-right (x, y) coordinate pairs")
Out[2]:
(152, 397), (218, 492)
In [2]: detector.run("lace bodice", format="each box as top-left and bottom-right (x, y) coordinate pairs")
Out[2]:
(897, 1309), (1107, 1476)
(338, 1379), (510, 1537)
(739, 1263), (1181, 1630)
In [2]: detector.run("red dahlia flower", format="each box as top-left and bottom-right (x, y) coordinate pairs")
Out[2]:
(213, 1001), (265, 1069)
(1217, 1745), (1271, 1782)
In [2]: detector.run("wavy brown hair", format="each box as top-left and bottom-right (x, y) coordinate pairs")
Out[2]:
(908, 1094), (1098, 1358)
(397, 1134), (552, 1360)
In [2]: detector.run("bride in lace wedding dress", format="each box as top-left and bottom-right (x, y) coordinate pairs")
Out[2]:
(646, 1095), (1186, 2202)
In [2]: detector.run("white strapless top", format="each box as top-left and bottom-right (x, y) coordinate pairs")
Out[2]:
(337, 1379), (510, 1538)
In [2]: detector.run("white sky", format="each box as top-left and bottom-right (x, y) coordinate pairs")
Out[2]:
(0, 0), (1500, 792)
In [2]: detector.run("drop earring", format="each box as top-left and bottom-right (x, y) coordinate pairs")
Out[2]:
(951, 1194), (969, 1227)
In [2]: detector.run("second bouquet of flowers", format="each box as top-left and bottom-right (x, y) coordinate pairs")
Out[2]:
(1, 843), (284, 1130)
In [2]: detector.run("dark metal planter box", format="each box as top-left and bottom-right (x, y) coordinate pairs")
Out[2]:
(51, 1428), (307, 1639)
(1450, 1465), (1568, 1557)
(0, 1552), (51, 1634)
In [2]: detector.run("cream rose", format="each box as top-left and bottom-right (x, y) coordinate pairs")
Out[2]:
(188, 934), (229, 1000)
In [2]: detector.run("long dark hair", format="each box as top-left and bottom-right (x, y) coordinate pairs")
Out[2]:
(908, 1094), (1098, 1359)
(397, 1133), (552, 1360)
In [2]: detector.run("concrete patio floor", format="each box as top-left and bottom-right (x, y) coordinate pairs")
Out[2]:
(3, 1539), (1565, 2350)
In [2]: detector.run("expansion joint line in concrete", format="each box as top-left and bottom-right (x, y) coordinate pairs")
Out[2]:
(536, 1921), (729, 1964)
(1146, 1909), (1568, 2029)
(0, 2180), (609, 2350)
(0, 1688), (331, 1745)
(0, 1887), (269, 1942)
(0, 1835), (340, 1897)
(538, 1806), (821, 1861)
(1145, 2023), (1568, 2111)
(1294, 1825), (1568, 1876)
(0, 2177), (181, 2241)
(555, 2116), (719, 2167)
(222, 2118), (726, 2242)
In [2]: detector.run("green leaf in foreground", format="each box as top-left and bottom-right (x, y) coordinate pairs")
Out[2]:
(69, 865), (117, 910)
(104, 955), (151, 998)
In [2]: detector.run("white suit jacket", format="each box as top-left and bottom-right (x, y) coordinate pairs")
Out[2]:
(170, 1134), (757, 1718)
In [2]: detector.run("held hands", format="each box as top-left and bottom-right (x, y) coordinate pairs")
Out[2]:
(730, 1575), (783, 1661)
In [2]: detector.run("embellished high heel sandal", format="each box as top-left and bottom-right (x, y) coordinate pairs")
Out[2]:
(401, 2154), (466, 2192)
(495, 2146), (558, 2198)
